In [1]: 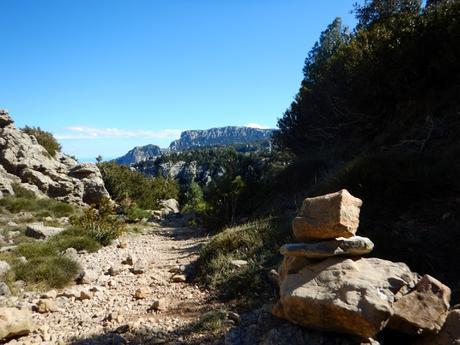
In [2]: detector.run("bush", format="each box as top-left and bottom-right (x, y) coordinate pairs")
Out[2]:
(14, 256), (79, 289)
(193, 309), (227, 333)
(98, 162), (179, 210)
(22, 126), (62, 157)
(197, 217), (292, 301)
(0, 188), (75, 218)
(125, 203), (151, 222)
(71, 198), (125, 246)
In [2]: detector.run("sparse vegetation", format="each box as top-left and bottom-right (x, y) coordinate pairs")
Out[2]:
(22, 125), (62, 157)
(197, 217), (291, 301)
(193, 309), (228, 333)
(0, 184), (75, 219)
(14, 256), (79, 289)
(70, 198), (125, 246)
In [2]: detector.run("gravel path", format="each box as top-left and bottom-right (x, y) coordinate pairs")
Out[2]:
(7, 225), (220, 345)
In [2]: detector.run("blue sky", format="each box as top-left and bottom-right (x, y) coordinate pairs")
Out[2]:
(0, 0), (357, 161)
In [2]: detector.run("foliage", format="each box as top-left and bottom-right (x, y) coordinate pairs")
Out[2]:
(276, 0), (460, 158)
(125, 203), (151, 222)
(98, 162), (179, 210)
(193, 309), (228, 333)
(71, 198), (125, 246)
(182, 182), (206, 213)
(0, 186), (75, 218)
(22, 126), (62, 157)
(14, 256), (79, 289)
(197, 217), (292, 301)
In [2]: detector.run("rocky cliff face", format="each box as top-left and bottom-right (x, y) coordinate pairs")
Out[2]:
(169, 126), (274, 151)
(114, 144), (162, 166)
(0, 110), (110, 206)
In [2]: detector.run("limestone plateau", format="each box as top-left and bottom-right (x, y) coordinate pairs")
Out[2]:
(0, 109), (109, 206)
(168, 126), (274, 151)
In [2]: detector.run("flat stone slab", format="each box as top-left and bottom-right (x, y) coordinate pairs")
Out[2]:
(25, 223), (65, 239)
(280, 236), (374, 259)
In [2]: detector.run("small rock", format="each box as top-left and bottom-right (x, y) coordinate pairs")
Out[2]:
(150, 299), (165, 312)
(107, 264), (123, 276)
(230, 260), (248, 268)
(171, 274), (186, 283)
(117, 240), (128, 249)
(78, 269), (98, 284)
(40, 290), (57, 299)
(123, 254), (135, 266)
(0, 260), (11, 277)
(0, 283), (11, 297)
(134, 287), (150, 300)
(227, 311), (241, 324)
(36, 299), (61, 313)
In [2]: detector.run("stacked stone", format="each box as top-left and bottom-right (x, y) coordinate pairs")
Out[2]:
(273, 189), (453, 341)
(280, 189), (373, 260)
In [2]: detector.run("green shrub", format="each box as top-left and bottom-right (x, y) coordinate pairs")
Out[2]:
(51, 229), (101, 253)
(197, 217), (292, 301)
(125, 203), (151, 222)
(16, 242), (58, 259)
(71, 198), (125, 246)
(193, 309), (227, 333)
(14, 256), (79, 289)
(22, 126), (62, 157)
(98, 162), (179, 210)
(12, 184), (36, 199)
(0, 194), (75, 218)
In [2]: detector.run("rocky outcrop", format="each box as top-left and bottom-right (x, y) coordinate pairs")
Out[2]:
(114, 144), (162, 166)
(0, 110), (110, 206)
(169, 126), (274, 151)
(273, 189), (453, 340)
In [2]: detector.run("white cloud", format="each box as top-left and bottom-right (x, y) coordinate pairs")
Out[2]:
(56, 126), (183, 140)
(246, 123), (271, 129)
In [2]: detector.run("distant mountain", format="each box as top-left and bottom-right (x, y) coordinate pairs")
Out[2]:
(114, 144), (162, 166)
(169, 126), (274, 152)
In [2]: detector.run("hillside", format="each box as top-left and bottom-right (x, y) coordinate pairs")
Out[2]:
(169, 126), (274, 152)
(114, 144), (162, 166)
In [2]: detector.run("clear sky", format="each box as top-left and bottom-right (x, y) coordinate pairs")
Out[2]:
(0, 0), (357, 161)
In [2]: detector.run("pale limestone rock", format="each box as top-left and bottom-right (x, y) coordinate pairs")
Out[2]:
(134, 287), (150, 300)
(293, 189), (362, 241)
(280, 236), (374, 259)
(276, 257), (417, 338)
(25, 223), (64, 239)
(36, 299), (61, 313)
(0, 307), (34, 342)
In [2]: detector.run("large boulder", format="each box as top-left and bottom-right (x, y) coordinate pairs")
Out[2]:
(0, 110), (110, 206)
(275, 257), (418, 338)
(160, 198), (180, 215)
(293, 189), (362, 241)
(280, 236), (374, 259)
(389, 274), (451, 335)
(0, 307), (34, 342)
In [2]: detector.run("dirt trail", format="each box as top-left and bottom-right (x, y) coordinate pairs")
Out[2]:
(12, 225), (222, 345)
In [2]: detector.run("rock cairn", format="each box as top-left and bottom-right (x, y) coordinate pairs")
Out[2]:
(273, 189), (454, 342)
